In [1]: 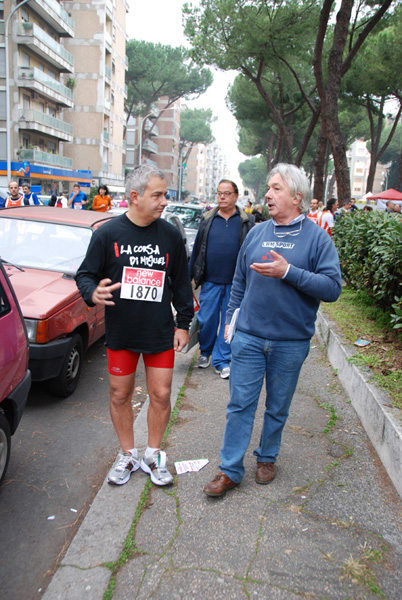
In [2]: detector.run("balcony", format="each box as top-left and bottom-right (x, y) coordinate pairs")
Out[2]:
(30, 0), (74, 38)
(16, 23), (74, 73)
(18, 66), (74, 108)
(17, 148), (73, 169)
(144, 119), (159, 137)
(18, 109), (73, 142)
(142, 138), (158, 154)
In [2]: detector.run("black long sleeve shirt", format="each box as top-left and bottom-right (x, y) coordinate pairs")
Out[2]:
(76, 214), (194, 353)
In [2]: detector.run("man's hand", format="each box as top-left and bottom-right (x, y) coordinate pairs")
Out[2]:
(250, 250), (288, 279)
(173, 328), (190, 352)
(91, 278), (121, 305)
(224, 323), (230, 340)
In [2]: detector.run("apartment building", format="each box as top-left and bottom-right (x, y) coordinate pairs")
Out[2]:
(62, 0), (127, 194)
(0, 0), (92, 192)
(125, 98), (181, 198)
(347, 139), (386, 198)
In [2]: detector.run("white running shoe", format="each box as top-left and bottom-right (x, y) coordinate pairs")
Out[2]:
(140, 450), (174, 486)
(107, 450), (140, 485)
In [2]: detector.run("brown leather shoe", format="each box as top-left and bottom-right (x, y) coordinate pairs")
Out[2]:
(255, 462), (275, 485)
(203, 472), (238, 497)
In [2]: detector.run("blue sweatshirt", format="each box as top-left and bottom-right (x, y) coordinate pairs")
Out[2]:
(226, 216), (342, 341)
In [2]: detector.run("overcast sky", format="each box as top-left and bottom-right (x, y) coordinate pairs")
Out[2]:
(126, 0), (248, 181)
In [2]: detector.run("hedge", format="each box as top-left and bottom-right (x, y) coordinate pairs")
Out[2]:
(332, 210), (402, 320)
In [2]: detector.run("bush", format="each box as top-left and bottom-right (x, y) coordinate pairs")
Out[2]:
(333, 211), (402, 321)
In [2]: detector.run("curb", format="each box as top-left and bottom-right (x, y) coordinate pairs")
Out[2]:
(316, 309), (402, 498)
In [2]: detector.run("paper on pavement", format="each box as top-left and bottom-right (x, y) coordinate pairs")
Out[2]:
(174, 459), (209, 474)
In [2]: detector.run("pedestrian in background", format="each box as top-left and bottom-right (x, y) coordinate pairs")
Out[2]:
(92, 185), (112, 212)
(22, 182), (40, 205)
(189, 180), (254, 379)
(204, 163), (342, 497)
(68, 183), (88, 210)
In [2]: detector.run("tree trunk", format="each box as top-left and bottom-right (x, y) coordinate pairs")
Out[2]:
(313, 120), (327, 202)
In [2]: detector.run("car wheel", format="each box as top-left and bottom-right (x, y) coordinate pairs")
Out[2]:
(47, 333), (84, 398)
(0, 412), (11, 486)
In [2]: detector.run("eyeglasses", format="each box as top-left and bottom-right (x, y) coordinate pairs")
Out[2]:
(215, 191), (234, 198)
(273, 221), (303, 238)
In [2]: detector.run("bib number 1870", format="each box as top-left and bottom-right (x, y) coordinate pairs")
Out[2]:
(120, 267), (165, 303)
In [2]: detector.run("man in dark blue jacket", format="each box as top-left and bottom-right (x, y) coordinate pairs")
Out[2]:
(189, 180), (254, 379)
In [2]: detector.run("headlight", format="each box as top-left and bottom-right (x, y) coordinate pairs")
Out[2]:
(24, 319), (38, 343)
(24, 319), (50, 343)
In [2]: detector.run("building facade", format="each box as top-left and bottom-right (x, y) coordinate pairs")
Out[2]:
(62, 0), (127, 194)
(0, 0), (93, 192)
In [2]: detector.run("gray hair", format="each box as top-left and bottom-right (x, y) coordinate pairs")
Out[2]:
(125, 165), (165, 202)
(266, 163), (311, 213)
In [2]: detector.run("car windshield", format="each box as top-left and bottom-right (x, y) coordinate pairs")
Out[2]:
(0, 218), (93, 274)
(164, 205), (203, 229)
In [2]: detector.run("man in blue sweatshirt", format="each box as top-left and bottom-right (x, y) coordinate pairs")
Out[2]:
(189, 180), (254, 379)
(204, 163), (342, 497)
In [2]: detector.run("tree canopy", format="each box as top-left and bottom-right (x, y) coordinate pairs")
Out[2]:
(238, 156), (267, 200)
(125, 39), (213, 128)
(184, 0), (397, 203)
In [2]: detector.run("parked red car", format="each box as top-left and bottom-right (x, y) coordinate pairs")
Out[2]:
(0, 207), (113, 397)
(0, 260), (31, 485)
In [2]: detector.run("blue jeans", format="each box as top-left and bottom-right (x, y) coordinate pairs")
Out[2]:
(197, 281), (232, 370)
(219, 330), (310, 483)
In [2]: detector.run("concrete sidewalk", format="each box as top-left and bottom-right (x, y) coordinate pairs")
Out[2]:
(44, 325), (402, 600)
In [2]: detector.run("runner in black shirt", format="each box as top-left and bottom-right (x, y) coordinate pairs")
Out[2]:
(76, 165), (193, 487)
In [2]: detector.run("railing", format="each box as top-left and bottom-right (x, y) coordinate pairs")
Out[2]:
(105, 65), (111, 79)
(37, 0), (74, 31)
(17, 22), (74, 67)
(17, 148), (73, 168)
(18, 66), (74, 101)
(103, 131), (110, 142)
(142, 138), (158, 153)
(18, 109), (73, 135)
(103, 162), (109, 172)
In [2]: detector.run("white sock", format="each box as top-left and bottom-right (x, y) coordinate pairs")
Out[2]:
(145, 446), (159, 459)
(126, 448), (138, 459)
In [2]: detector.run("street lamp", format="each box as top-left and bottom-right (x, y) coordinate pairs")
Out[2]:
(5, 0), (32, 180)
(138, 112), (158, 166)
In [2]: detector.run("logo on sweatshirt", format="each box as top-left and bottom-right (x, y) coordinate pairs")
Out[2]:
(262, 241), (295, 249)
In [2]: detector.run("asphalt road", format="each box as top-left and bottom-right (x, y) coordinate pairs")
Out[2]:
(0, 338), (148, 600)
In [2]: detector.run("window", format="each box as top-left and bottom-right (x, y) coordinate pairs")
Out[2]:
(0, 48), (5, 77)
(112, 60), (115, 74)
(0, 132), (6, 157)
(48, 106), (56, 117)
(21, 8), (29, 23)
(111, 92), (114, 105)
(21, 52), (30, 67)
(0, 90), (6, 119)
(112, 25), (116, 40)
(22, 135), (30, 148)
(126, 130), (135, 146)
(110, 120), (113, 135)
(22, 94), (30, 109)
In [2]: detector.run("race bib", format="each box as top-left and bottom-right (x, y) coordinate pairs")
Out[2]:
(120, 267), (165, 302)
(74, 202), (82, 209)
